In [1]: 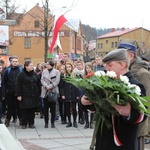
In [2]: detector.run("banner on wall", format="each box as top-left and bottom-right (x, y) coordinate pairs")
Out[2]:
(0, 25), (9, 46)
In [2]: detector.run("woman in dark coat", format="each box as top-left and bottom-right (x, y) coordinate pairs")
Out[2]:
(60, 62), (79, 128)
(16, 60), (41, 129)
(58, 64), (67, 124)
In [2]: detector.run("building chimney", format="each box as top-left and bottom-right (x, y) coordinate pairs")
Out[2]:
(111, 28), (115, 32)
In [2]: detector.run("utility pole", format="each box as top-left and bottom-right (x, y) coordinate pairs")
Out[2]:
(44, 0), (48, 62)
(5, 0), (8, 19)
(74, 31), (77, 55)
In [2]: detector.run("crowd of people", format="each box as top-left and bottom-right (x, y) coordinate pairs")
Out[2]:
(0, 39), (150, 150)
(0, 52), (104, 130)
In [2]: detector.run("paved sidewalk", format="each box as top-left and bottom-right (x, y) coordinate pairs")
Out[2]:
(2, 115), (93, 150)
(2, 115), (150, 150)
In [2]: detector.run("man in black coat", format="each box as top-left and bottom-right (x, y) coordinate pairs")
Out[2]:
(2, 56), (23, 127)
(81, 49), (146, 150)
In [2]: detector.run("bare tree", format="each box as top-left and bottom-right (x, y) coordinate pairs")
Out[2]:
(0, 0), (21, 19)
(22, 0), (74, 62)
(2, 0), (76, 62)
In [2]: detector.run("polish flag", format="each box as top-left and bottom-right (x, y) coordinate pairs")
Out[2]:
(49, 15), (67, 54)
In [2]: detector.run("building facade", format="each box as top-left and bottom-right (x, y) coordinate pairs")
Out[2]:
(8, 4), (84, 66)
(97, 27), (150, 56)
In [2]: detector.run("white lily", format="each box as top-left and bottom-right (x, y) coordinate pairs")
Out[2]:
(106, 71), (117, 78)
(120, 75), (129, 84)
(95, 71), (105, 77)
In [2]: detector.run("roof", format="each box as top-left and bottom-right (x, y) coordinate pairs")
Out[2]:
(97, 27), (142, 39)
(28, 4), (80, 32)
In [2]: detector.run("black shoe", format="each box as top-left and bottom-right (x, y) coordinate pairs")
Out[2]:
(84, 123), (89, 129)
(19, 119), (22, 126)
(80, 119), (84, 125)
(29, 124), (35, 129)
(51, 123), (55, 128)
(55, 116), (59, 121)
(12, 119), (17, 123)
(22, 125), (26, 129)
(0, 120), (3, 124)
(44, 124), (48, 128)
(73, 122), (78, 128)
(66, 122), (72, 128)
(61, 120), (65, 124)
(40, 114), (44, 118)
(5, 119), (10, 127)
(90, 123), (93, 129)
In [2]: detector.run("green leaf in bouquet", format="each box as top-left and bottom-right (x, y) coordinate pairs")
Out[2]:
(64, 77), (94, 91)
(141, 96), (150, 101)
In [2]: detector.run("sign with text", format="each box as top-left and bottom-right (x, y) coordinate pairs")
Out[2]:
(0, 20), (16, 25)
(13, 31), (65, 37)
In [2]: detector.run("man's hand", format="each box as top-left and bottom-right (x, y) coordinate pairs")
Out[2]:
(62, 96), (65, 99)
(113, 102), (131, 117)
(81, 95), (92, 106)
(17, 96), (22, 101)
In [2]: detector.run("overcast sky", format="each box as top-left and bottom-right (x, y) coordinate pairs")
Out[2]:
(18, 0), (150, 29)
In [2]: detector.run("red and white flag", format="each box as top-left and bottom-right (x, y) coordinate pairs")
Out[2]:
(49, 15), (67, 54)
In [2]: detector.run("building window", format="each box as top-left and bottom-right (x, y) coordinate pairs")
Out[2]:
(111, 42), (114, 48)
(34, 21), (40, 28)
(98, 43), (100, 49)
(101, 43), (103, 49)
(24, 37), (31, 49)
(115, 42), (117, 47)
(72, 36), (75, 49)
(142, 42), (145, 46)
(24, 58), (31, 61)
(77, 38), (81, 50)
(106, 40), (108, 44)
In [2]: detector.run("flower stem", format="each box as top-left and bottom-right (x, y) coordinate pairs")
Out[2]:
(89, 115), (100, 150)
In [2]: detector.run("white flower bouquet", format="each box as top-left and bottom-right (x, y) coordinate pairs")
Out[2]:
(65, 70), (150, 128)
(64, 70), (150, 150)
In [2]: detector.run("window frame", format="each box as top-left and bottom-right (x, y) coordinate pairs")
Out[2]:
(24, 37), (31, 49)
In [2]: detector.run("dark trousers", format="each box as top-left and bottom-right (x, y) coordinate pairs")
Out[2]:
(6, 92), (21, 120)
(84, 111), (94, 123)
(0, 87), (2, 119)
(22, 108), (35, 126)
(44, 98), (56, 124)
(58, 97), (66, 121)
(0, 101), (2, 120)
(39, 98), (44, 115)
(78, 102), (84, 122)
(65, 102), (77, 122)
(2, 99), (7, 116)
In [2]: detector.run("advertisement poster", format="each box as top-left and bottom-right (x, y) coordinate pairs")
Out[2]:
(0, 25), (9, 46)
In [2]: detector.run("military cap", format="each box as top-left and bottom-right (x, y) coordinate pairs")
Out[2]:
(118, 38), (137, 52)
(118, 42), (136, 52)
(102, 49), (127, 63)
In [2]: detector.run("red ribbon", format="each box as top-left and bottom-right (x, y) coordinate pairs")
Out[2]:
(112, 115), (123, 146)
